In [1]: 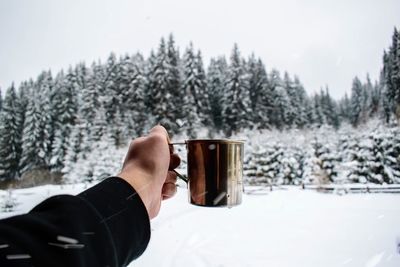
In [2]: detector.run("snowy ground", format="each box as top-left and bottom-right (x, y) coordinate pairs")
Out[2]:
(1, 183), (400, 267)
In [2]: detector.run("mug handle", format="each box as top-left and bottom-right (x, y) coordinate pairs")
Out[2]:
(169, 142), (188, 184)
(173, 170), (188, 184)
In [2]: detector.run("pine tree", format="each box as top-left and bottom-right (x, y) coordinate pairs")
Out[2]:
(17, 81), (32, 132)
(383, 28), (400, 124)
(0, 88), (2, 112)
(283, 72), (298, 127)
(247, 55), (270, 127)
(19, 93), (47, 172)
(307, 136), (340, 184)
(90, 104), (108, 143)
(181, 44), (202, 137)
(391, 28), (400, 123)
(0, 85), (23, 180)
(207, 57), (228, 131)
(147, 37), (182, 135)
(346, 136), (370, 183)
(92, 134), (124, 181)
(246, 143), (284, 185)
(222, 44), (252, 135)
(311, 93), (326, 127)
(81, 62), (103, 127)
(338, 93), (351, 123)
(321, 87), (339, 128)
(36, 71), (55, 165)
(120, 53), (148, 137)
(370, 79), (381, 116)
(360, 74), (373, 122)
(268, 69), (290, 129)
(292, 77), (309, 128)
(62, 123), (85, 180)
(273, 82), (291, 129)
(103, 52), (122, 123)
(166, 34), (183, 128)
(350, 76), (363, 127)
(50, 72), (77, 171)
(280, 146), (301, 185)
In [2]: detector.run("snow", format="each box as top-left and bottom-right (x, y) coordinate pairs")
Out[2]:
(1, 183), (399, 267)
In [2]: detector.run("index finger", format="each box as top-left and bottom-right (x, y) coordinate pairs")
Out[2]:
(149, 125), (170, 142)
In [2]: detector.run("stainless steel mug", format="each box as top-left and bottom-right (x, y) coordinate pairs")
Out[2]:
(175, 139), (244, 207)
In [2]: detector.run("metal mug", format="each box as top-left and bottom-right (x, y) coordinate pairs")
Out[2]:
(173, 139), (244, 207)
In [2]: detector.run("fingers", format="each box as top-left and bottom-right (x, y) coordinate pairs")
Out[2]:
(149, 125), (170, 142)
(162, 182), (177, 200)
(165, 170), (177, 184)
(169, 153), (181, 170)
(162, 171), (177, 200)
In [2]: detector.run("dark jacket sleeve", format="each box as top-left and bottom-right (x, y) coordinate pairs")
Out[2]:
(0, 177), (151, 267)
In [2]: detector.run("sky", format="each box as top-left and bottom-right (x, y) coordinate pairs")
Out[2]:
(0, 0), (399, 99)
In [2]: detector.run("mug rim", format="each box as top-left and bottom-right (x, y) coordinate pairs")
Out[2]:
(185, 139), (245, 144)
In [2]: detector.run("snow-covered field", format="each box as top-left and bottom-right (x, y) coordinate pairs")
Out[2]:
(1, 183), (400, 267)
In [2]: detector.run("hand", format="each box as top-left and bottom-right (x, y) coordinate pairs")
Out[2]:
(117, 125), (181, 219)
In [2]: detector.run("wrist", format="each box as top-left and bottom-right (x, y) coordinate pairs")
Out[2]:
(117, 167), (160, 219)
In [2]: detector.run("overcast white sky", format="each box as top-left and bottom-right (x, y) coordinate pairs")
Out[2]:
(0, 0), (399, 99)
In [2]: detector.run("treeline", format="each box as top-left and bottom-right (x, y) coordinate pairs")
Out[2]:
(244, 124), (400, 185)
(0, 30), (399, 182)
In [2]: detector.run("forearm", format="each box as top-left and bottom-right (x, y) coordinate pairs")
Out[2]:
(0, 177), (151, 267)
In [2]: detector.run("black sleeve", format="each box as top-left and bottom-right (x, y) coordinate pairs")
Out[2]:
(0, 177), (151, 267)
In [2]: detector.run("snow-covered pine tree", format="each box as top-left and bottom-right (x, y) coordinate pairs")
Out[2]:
(266, 69), (290, 129)
(17, 80), (32, 133)
(338, 93), (351, 123)
(181, 44), (211, 136)
(36, 71), (55, 165)
(247, 54), (270, 128)
(283, 72), (298, 128)
(390, 28), (400, 123)
(195, 50), (211, 125)
(222, 44), (252, 135)
(279, 145), (301, 185)
(273, 82), (291, 129)
(350, 76), (364, 127)
(346, 135), (371, 184)
(372, 128), (400, 183)
(243, 144), (257, 181)
(311, 93), (326, 127)
(309, 136), (340, 184)
(0, 88), (2, 111)
(265, 142), (286, 185)
(360, 74), (373, 123)
(109, 109), (125, 148)
(293, 145), (306, 185)
(370, 79), (381, 117)
(321, 87), (340, 128)
(50, 71), (77, 172)
(0, 84), (23, 180)
(382, 28), (400, 124)
(90, 104), (108, 143)
(166, 34), (184, 134)
(81, 62), (103, 128)
(292, 77), (309, 128)
(19, 92), (47, 173)
(283, 73), (309, 128)
(120, 53), (148, 137)
(249, 142), (285, 185)
(62, 122), (85, 181)
(92, 133), (124, 181)
(147, 37), (182, 135)
(206, 56), (227, 131)
(103, 52), (122, 123)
